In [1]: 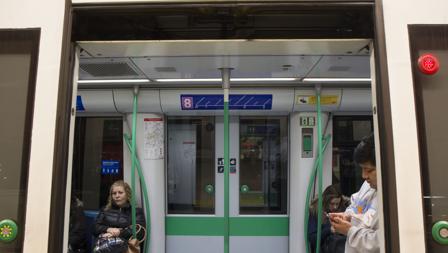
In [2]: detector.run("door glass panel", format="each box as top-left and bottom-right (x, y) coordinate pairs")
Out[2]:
(410, 25), (448, 251)
(239, 117), (288, 214)
(167, 117), (215, 214)
(69, 117), (123, 251)
(0, 30), (39, 252)
(71, 117), (124, 211)
(332, 116), (373, 196)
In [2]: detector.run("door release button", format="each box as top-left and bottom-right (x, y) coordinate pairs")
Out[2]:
(432, 220), (448, 245)
(241, 185), (250, 193)
(0, 219), (18, 243)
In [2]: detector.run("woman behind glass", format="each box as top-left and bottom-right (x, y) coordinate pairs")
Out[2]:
(308, 184), (347, 253)
(94, 180), (145, 241)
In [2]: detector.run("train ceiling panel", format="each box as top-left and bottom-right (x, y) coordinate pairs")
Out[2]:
(79, 58), (146, 80)
(78, 40), (370, 57)
(130, 55), (322, 79)
(306, 55), (370, 78)
(77, 39), (371, 85)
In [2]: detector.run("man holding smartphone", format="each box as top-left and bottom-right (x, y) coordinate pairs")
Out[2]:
(329, 135), (380, 253)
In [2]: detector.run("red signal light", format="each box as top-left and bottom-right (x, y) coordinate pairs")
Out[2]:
(418, 54), (440, 75)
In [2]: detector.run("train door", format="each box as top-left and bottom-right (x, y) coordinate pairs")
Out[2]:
(409, 25), (448, 252)
(166, 114), (289, 253)
(0, 30), (41, 252)
(166, 116), (220, 252)
(229, 116), (288, 251)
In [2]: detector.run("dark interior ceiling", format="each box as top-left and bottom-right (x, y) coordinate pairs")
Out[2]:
(72, 3), (374, 41)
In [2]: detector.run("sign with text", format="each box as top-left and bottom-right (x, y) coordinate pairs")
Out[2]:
(101, 160), (120, 175)
(296, 95), (339, 105)
(300, 116), (316, 127)
(181, 94), (272, 110)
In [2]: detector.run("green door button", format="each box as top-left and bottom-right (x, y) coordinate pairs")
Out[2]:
(432, 220), (448, 245)
(204, 184), (214, 194)
(240, 185), (250, 193)
(0, 219), (18, 243)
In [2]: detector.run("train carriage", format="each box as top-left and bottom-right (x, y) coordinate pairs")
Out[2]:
(0, 0), (447, 253)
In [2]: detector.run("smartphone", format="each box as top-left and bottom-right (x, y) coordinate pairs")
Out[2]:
(327, 213), (337, 223)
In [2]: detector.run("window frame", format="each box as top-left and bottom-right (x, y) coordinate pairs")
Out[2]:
(0, 28), (41, 251)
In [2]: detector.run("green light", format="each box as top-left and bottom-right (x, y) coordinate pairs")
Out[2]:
(0, 219), (18, 243)
(432, 221), (448, 245)
(240, 185), (250, 193)
(205, 184), (215, 194)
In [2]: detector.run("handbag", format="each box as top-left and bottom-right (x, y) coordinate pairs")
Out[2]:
(93, 235), (128, 253)
(126, 224), (147, 253)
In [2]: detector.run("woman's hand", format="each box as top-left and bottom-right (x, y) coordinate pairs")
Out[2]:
(101, 232), (113, 238)
(329, 212), (351, 222)
(330, 217), (351, 235)
(106, 227), (121, 237)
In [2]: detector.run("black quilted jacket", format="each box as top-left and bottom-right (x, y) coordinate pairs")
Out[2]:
(94, 202), (146, 240)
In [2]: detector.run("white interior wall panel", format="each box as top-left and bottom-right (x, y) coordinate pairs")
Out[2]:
(124, 113), (166, 253)
(289, 112), (332, 253)
(77, 89), (117, 113)
(339, 88), (372, 112)
(114, 89), (162, 113)
(77, 88), (372, 114)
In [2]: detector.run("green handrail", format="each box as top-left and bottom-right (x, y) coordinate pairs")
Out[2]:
(130, 87), (138, 238)
(124, 134), (151, 253)
(316, 88), (324, 253)
(304, 134), (331, 253)
(128, 87), (151, 253)
(222, 69), (230, 253)
(303, 87), (327, 253)
(224, 99), (230, 253)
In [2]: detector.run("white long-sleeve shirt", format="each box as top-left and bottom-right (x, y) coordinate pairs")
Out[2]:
(344, 181), (379, 253)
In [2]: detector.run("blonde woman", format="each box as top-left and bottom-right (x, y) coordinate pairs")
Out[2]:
(94, 180), (145, 241)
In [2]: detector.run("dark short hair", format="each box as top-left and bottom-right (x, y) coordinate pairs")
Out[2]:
(353, 134), (376, 166)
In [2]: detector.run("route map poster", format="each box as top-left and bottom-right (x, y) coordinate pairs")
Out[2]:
(143, 118), (164, 160)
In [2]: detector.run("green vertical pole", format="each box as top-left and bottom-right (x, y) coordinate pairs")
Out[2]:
(222, 68), (231, 253)
(304, 135), (331, 253)
(123, 134), (151, 253)
(315, 86), (323, 253)
(131, 86), (138, 238)
(224, 99), (229, 253)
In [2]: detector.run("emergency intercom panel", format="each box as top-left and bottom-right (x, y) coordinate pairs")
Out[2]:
(302, 128), (313, 158)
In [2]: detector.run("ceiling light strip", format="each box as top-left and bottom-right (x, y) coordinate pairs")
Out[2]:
(155, 77), (298, 82)
(232, 78), (297, 81)
(78, 77), (369, 83)
(78, 79), (150, 83)
(156, 78), (222, 82)
(302, 78), (371, 82)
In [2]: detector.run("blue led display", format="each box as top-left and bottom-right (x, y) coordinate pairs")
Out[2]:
(101, 160), (120, 175)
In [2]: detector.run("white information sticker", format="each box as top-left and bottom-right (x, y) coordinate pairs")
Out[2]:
(143, 118), (164, 160)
